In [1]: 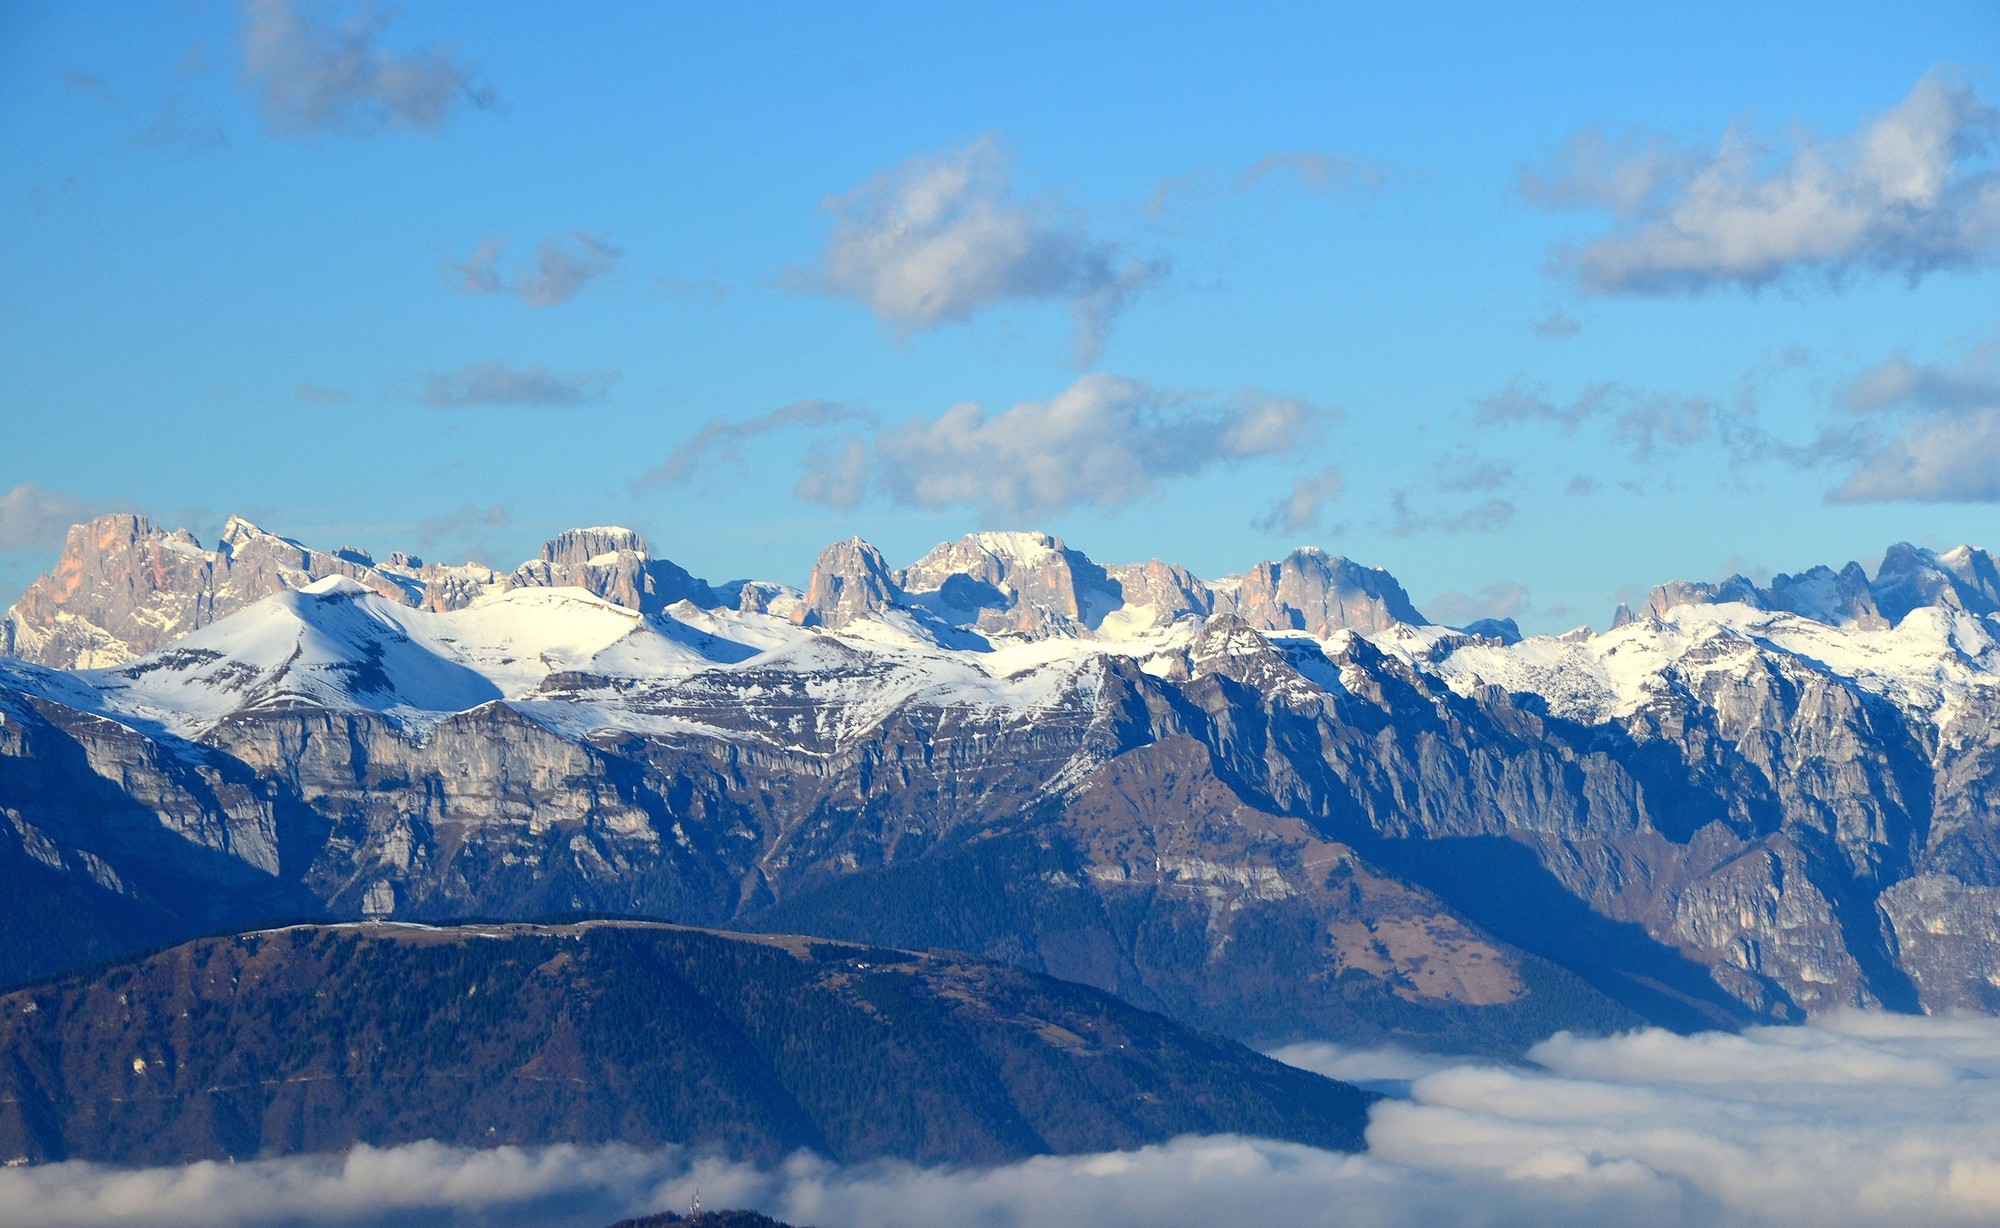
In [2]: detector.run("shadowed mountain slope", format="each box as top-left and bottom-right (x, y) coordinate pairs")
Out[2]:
(0, 921), (1375, 1168)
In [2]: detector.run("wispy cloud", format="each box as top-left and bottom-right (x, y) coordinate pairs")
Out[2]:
(293, 381), (349, 405)
(17, 1015), (2000, 1228)
(1421, 580), (1535, 628)
(1148, 150), (1389, 218)
(796, 373), (1321, 519)
(1257, 464), (1345, 534)
(1474, 379), (1719, 461)
(1524, 70), (2000, 294)
(240, 0), (491, 137)
(1435, 454), (1516, 494)
(1474, 379), (1620, 432)
(636, 399), (862, 491)
(422, 362), (613, 409)
(1530, 309), (1582, 339)
(1385, 491), (1515, 537)
(1240, 152), (1388, 196)
(414, 502), (509, 546)
(807, 136), (1162, 365)
(447, 233), (623, 307)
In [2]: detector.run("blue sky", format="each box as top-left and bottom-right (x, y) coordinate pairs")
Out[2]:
(2, 1), (1997, 631)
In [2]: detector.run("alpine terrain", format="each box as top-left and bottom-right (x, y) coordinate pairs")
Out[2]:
(4, 513), (2000, 1054)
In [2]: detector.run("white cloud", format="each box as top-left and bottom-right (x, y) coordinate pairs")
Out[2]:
(0, 483), (110, 553)
(1258, 465), (1345, 534)
(1830, 407), (2000, 502)
(810, 137), (1161, 364)
(422, 362), (614, 409)
(1527, 71), (2000, 294)
(447, 233), (622, 307)
(19, 1015), (2000, 1228)
(241, 0), (490, 137)
(1827, 330), (2000, 501)
(1841, 333), (2000, 412)
(796, 373), (1322, 519)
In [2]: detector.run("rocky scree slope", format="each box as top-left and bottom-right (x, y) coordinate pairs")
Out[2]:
(3, 516), (2000, 1048)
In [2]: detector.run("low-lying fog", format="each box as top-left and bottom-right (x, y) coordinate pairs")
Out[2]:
(14, 1012), (2000, 1228)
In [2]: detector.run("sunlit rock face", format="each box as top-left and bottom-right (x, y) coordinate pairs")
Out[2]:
(1215, 547), (1427, 637)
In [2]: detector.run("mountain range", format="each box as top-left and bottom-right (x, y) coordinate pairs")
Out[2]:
(4, 513), (2000, 1054)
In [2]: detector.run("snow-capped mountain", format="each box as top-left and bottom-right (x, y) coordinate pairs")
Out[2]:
(5, 513), (2000, 1052)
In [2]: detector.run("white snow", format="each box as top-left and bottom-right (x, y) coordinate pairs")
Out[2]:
(12, 565), (1999, 754)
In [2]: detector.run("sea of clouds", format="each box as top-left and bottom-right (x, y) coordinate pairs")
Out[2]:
(13, 1012), (2000, 1228)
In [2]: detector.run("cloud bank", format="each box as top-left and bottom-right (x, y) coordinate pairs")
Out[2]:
(794, 373), (1321, 518)
(1526, 71), (2000, 294)
(809, 137), (1161, 364)
(14, 1014), (2000, 1228)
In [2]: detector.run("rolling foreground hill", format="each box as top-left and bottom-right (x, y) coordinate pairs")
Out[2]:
(3, 513), (2000, 1051)
(0, 921), (1373, 1167)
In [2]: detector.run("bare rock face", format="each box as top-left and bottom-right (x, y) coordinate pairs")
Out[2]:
(893, 532), (1114, 638)
(0, 515), (424, 669)
(799, 537), (897, 629)
(1216, 547), (1427, 636)
(1767, 562), (1888, 629)
(1878, 874), (2000, 1013)
(1875, 542), (2000, 624)
(1104, 559), (1214, 626)
(510, 527), (717, 615)
(1641, 576), (1769, 621)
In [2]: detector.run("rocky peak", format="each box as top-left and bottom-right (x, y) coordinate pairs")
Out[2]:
(1, 514), (223, 667)
(1874, 542), (2000, 625)
(1767, 562), (1887, 629)
(1939, 545), (2000, 607)
(537, 526), (650, 567)
(1217, 547), (1426, 637)
(1461, 616), (1523, 643)
(511, 526), (716, 615)
(1102, 559), (1214, 627)
(0, 512), (437, 668)
(894, 531), (1123, 638)
(211, 516), (421, 609)
(799, 537), (898, 629)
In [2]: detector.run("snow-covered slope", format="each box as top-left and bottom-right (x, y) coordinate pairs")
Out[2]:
(6, 519), (2000, 762)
